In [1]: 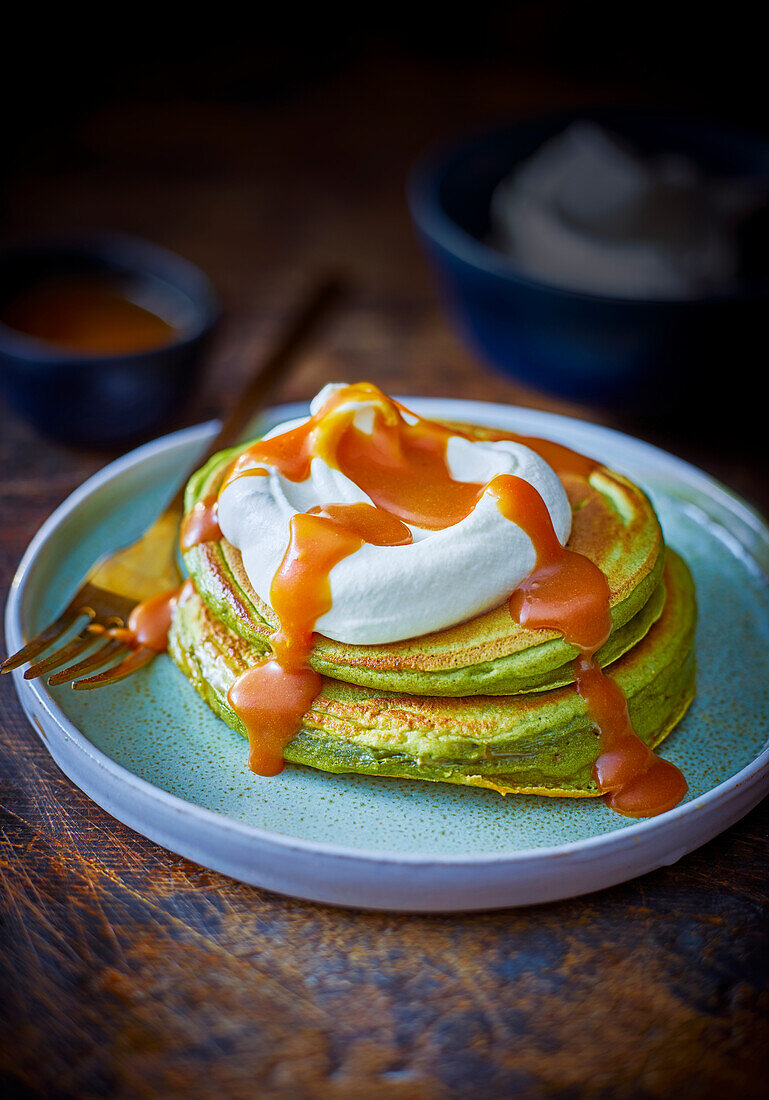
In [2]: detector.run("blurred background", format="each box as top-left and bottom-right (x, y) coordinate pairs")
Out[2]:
(1, 2), (767, 513)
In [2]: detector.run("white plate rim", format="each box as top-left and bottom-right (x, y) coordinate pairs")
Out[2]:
(5, 399), (769, 909)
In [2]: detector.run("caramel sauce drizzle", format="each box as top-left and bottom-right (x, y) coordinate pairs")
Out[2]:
(488, 474), (687, 817)
(221, 382), (686, 816)
(224, 390), (596, 522)
(180, 495), (222, 552)
(478, 426), (598, 481)
(228, 502), (412, 774)
(225, 383), (485, 529)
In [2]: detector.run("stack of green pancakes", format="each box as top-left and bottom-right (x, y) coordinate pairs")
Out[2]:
(169, 422), (697, 799)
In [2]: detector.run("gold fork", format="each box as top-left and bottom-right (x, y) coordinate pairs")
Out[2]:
(2, 277), (344, 690)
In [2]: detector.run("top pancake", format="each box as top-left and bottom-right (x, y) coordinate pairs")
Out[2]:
(182, 421), (665, 696)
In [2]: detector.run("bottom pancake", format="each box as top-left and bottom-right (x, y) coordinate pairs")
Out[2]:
(168, 551), (696, 799)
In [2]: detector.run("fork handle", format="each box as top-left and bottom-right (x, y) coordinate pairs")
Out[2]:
(164, 275), (346, 514)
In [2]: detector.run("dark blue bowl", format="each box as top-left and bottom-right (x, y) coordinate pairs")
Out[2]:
(0, 232), (220, 446)
(408, 109), (769, 409)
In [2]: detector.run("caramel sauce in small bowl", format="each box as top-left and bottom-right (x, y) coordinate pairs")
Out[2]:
(0, 234), (219, 445)
(1, 276), (178, 356)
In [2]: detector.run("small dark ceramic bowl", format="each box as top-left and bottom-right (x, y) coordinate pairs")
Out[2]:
(0, 232), (220, 446)
(408, 109), (769, 410)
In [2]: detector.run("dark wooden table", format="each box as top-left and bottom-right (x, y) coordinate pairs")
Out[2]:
(2, 60), (768, 1098)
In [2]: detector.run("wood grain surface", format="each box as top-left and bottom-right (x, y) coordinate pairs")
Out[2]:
(2, 58), (768, 1098)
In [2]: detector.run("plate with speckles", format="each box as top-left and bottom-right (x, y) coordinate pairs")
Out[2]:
(5, 398), (769, 910)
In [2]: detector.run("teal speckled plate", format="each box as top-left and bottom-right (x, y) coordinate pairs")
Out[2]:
(5, 399), (769, 910)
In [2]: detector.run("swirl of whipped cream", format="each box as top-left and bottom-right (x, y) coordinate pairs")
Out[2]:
(217, 386), (572, 645)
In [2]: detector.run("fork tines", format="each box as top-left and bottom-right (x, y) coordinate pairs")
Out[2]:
(2, 584), (140, 689)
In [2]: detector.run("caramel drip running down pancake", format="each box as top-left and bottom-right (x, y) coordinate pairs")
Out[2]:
(222, 382), (687, 816)
(127, 586), (188, 651)
(180, 495), (222, 552)
(489, 475), (687, 817)
(228, 502), (412, 774)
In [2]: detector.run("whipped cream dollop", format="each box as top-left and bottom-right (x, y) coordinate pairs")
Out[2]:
(217, 384), (572, 645)
(491, 121), (762, 299)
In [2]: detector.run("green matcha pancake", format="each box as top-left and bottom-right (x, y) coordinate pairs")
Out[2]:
(169, 551), (696, 799)
(181, 422), (666, 697)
